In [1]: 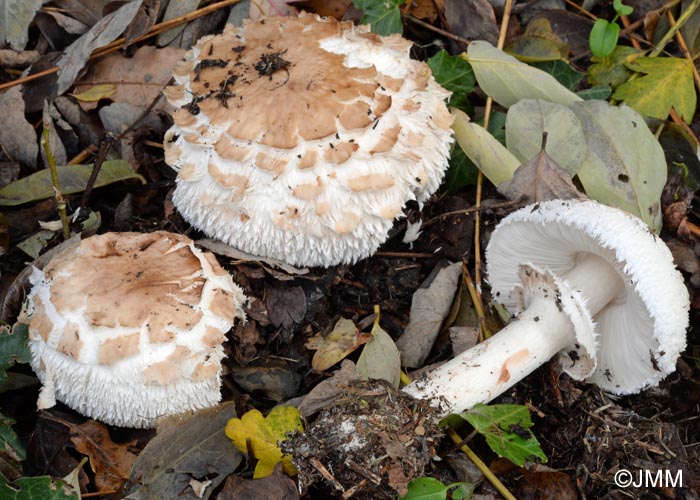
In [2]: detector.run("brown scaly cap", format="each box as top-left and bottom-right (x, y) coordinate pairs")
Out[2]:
(163, 14), (454, 267)
(23, 231), (247, 428)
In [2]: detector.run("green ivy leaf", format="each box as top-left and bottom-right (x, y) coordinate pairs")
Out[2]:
(613, 56), (697, 122)
(460, 404), (547, 467)
(505, 18), (569, 63)
(0, 324), (30, 382)
(589, 18), (620, 58)
(443, 146), (479, 193)
(531, 60), (583, 91)
(577, 85), (612, 100)
(353, 0), (405, 35)
(0, 475), (79, 499)
(427, 50), (475, 111)
(400, 477), (474, 500)
(587, 46), (639, 89)
(0, 160), (145, 206)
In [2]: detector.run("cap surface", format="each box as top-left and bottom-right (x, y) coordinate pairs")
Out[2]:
(163, 13), (454, 267)
(24, 231), (246, 428)
(486, 199), (689, 394)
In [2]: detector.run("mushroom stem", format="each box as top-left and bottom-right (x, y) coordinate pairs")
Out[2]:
(403, 252), (625, 415)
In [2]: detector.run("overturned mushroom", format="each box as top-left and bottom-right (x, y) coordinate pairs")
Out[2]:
(22, 231), (246, 428)
(404, 199), (689, 415)
(163, 13), (453, 267)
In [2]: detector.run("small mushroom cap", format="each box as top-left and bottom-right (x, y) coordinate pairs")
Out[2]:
(23, 231), (246, 428)
(486, 199), (689, 394)
(163, 13), (454, 267)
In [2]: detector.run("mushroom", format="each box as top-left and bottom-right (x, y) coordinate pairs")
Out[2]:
(403, 199), (689, 415)
(22, 231), (246, 428)
(162, 13), (454, 267)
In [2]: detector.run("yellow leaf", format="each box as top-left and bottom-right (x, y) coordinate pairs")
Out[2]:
(225, 406), (303, 478)
(306, 317), (371, 371)
(613, 56), (696, 122)
(70, 84), (117, 102)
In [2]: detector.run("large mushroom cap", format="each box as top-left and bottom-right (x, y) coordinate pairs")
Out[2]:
(23, 231), (246, 428)
(486, 199), (689, 394)
(163, 13), (454, 267)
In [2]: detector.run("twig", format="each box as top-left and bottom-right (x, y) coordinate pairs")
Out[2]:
(687, 220), (700, 238)
(81, 491), (119, 498)
(79, 132), (116, 214)
(462, 264), (492, 341)
(68, 144), (98, 165)
(40, 106), (71, 240)
(667, 9), (700, 100)
(0, 0), (243, 93)
(402, 14), (471, 47)
(650, 0), (700, 57)
(422, 199), (523, 228)
(310, 457), (345, 492)
(446, 427), (517, 500)
(373, 251), (435, 258)
(620, 15), (643, 50)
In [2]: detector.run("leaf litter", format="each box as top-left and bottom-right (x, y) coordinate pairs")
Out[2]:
(0, 1), (698, 499)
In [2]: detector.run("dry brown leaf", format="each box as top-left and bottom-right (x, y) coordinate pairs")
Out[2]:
(444, 0), (498, 45)
(298, 360), (360, 417)
(217, 463), (300, 500)
(402, 0), (445, 23)
(266, 286), (307, 329)
(521, 467), (578, 500)
(306, 317), (370, 372)
(56, 0), (145, 94)
(75, 45), (184, 111)
(303, 0), (353, 19)
(395, 261), (462, 368)
(0, 87), (38, 168)
(69, 420), (137, 492)
(497, 147), (583, 203)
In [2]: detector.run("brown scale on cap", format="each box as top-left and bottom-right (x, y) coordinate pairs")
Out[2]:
(179, 163), (197, 181)
(324, 142), (358, 164)
(98, 333), (140, 365)
(255, 152), (288, 175)
(57, 323), (82, 358)
(29, 299), (52, 342)
(202, 326), (227, 348)
(215, 136), (253, 162)
(143, 360), (181, 386)
(293, 181), (323, 201)
(348, 173), (396, 192)
(191, 359), (219, 382)
(370, 125), (402, 154)
(208, 163), (249, 193)
(298, 149), (318, 169)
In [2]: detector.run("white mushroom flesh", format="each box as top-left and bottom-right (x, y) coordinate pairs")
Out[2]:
(163, 14), (454, 267)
